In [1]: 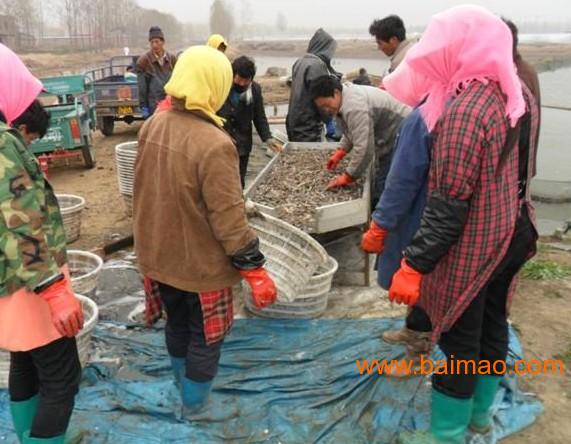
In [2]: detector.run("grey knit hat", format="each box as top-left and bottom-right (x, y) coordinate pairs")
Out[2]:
(149, 26), (165, 41)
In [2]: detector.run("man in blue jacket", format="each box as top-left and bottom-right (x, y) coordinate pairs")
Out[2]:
(361, 106), (433, 363)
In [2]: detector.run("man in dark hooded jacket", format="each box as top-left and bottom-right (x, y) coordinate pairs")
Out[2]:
(286, 29), (337, 142)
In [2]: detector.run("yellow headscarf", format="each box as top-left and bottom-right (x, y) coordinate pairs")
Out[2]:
(206, 34), (228, 50)
(164, 45), (232, 128)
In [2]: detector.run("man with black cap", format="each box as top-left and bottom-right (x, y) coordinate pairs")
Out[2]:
(136, 26), (177, 118)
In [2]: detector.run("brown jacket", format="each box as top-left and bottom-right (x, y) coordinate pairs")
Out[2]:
(135, 50), (177, 111)
(133, 104), (257, 293)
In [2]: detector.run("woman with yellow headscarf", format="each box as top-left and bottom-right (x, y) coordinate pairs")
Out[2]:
(206, 34), (228, 53)
(133, 46), (277, 414)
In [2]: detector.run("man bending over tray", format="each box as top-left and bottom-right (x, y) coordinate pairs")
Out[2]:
(310, 75), (410, 206)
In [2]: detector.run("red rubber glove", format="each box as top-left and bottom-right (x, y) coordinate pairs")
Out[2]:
(327, 148), (347, 171)
(39, 278), (84, 337)
(326, 172), (354, 190)
(388, 259), (422, 306)
(361, 221), (388, 253)
(239, 268), (277, 309)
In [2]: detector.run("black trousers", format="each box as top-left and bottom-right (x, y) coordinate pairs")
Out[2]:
(9, 337), (81, 438)
(433, 206), (537, 398)
(406, 305), (432, 332)
(239, 154), (250, 189)
(158, 283), (223, 382)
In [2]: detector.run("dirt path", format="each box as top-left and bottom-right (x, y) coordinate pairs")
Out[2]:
(503, 248), (571, 443)
(49, 123), (138, 251)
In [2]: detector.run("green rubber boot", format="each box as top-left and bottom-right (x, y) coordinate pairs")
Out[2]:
(470, 375), (502, 433)
(398, 389), (473, 444)
(22, 430), (65, 444)
(10, 395), (39, 443)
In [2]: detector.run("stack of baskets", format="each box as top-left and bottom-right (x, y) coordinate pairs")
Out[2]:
(68, 250), (104, 298)
(244, 214), (337, 319)
(115, 141), (138, 215)
(56, 194), (85, 243)
(245, 256), (338, 319)
(0, 294), (99, 388)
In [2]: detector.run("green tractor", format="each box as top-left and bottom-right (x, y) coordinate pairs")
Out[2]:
(31, 74), (97, 172)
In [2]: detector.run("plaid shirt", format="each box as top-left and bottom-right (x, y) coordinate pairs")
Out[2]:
(417, 81), (529, 339)
(144, 277), (234, 345)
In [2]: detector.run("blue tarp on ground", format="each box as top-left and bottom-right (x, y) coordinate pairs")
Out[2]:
(0, 319), (542, 443)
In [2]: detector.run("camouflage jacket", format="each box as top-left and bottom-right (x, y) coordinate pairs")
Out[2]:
(0, 123), (67, 297)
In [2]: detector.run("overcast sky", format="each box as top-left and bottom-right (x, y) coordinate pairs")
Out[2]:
(135, 0), (571, 28)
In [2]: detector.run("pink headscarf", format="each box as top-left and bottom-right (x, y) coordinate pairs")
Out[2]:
(383, 60), (432, 109)
(396, 5), (525, 131)
(0, 43), (43, 125)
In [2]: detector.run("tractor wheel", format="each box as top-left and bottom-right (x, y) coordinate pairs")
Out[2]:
(100, 116), (115, 136)
(82, 136), (96, 169)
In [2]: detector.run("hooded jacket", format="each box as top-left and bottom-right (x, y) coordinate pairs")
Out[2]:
(286, 29), (337, 142)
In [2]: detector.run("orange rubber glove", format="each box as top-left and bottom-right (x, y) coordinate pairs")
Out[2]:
(39, 278), (84, 337)
(388, 259), (422, 306)
(361, 221), (389, 253)
(326, 172), (354, 190)
(327, 148), (347, 171)
(239, 268), (277, 309)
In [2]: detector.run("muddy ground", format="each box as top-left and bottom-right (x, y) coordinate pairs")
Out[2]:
(47, 120), (571, 443)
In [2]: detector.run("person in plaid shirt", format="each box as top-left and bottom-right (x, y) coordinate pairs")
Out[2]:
(134, 46), (277, 416)
(386, 6), (539, 444)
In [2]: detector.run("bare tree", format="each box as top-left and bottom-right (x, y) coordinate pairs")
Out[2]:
(210, 0), (234, 40)
(276, 12), (287, 33)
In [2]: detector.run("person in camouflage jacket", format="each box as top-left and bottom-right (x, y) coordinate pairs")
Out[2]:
(0, 43), (83, 444)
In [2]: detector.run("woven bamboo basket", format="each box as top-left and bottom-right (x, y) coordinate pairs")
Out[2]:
(115, 142), (137, 216)
(249, 214), (328, 303)
(56, 194), (85, 243)
(69, 250), (104, 298)
(115, 141), (137, 195)
(246, 256), (338, 319)
(0, 294), (99, 388)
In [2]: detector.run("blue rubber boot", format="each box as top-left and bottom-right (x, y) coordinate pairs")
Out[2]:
(180, 376), (213, 413)
(470, 375), (502, 433)
(22, 430), (65, 444)
(398, 389), (472, 444)
(170, 356), (185, 388)
(10, 395), (39, 443)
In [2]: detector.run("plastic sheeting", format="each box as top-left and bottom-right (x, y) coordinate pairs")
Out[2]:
(0, 318), (542, 443)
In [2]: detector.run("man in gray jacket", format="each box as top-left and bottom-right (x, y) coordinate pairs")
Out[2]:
(369, 15), (416, 77)
(310, 75), (410, 205)
(286, 29), (338, 142)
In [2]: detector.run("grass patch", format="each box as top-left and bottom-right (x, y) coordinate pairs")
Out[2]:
(521, 259), (571, 281)
(554, 344), (571, 373)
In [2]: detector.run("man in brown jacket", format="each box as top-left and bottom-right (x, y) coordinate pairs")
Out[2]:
(136, 26), (177, 118)
(133, 45), (277, 414)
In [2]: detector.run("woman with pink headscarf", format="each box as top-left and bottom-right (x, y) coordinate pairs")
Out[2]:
(381, 6), (539, 443)
(0, 43), (83, 444)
